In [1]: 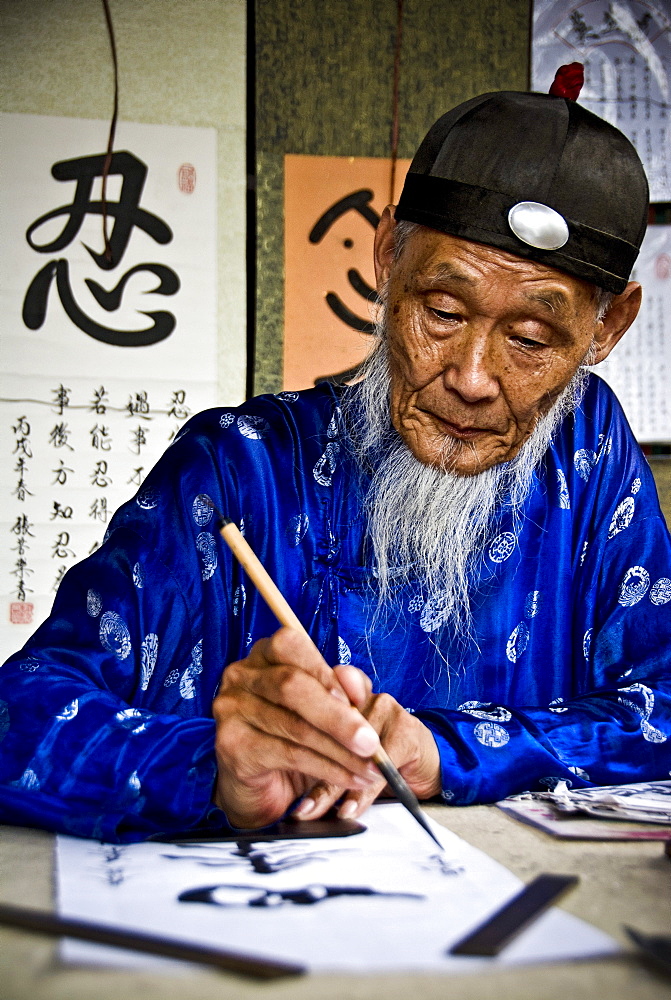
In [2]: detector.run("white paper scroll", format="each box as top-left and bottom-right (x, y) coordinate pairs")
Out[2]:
(57, 803), (618, 974)
(532, 0), (671, 202)
(0, 113), (219, 661)
(595, 225), (671, 441)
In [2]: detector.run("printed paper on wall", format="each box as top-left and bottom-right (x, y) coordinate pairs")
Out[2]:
(0, 113), (218, 660)
(283, 155), (410, 391)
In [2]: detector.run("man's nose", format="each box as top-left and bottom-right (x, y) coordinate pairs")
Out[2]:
(441, 332), (499, 404)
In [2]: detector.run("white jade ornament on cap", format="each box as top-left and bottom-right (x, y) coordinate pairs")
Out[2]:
(507, 201), (570, 251)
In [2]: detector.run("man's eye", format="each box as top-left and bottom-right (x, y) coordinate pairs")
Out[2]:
(513, 336), (548, 350)
(430, 308), (461, 322)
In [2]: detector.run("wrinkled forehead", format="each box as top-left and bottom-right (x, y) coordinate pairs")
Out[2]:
(393, 225), (600, 313)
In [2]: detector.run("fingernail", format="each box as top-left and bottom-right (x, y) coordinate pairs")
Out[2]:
(339, 799), (358, 819)
(330, 687), (349, 704)
(351, 725), (380, 756)
(292, 797), (316, 819)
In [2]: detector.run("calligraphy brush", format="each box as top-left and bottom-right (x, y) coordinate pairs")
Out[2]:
(217, 515), (443, 851)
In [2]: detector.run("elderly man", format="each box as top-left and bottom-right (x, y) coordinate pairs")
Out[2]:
(1, 88), (670, 840)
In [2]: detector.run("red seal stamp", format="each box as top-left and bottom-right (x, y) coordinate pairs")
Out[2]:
(9, 602), (33, 624)
(178, 163), (197, 194)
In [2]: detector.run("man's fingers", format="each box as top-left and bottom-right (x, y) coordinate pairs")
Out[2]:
(291, 781), (346, 820)
(333, 664), (373, 709)
(337, 785), (384, 820)
(216, 690), (380, 781)
(224, 660), (380, 759)
(362, 692), (443, 800)
(216, 713), (379, 793)
(252, 628), (334, 685)
(292, 773), (386, 822)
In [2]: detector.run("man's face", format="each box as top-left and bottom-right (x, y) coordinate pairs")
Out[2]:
(378, 225), (604, 476)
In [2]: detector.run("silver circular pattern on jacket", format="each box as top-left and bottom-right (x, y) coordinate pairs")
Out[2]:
(508, 201), (569, 250)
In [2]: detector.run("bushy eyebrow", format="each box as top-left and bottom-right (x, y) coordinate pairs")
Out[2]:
(421, 264), (576, 325)
(525, 290), (571, 315)
(424, 267), (573, 315)
(424, 264), (474, 285)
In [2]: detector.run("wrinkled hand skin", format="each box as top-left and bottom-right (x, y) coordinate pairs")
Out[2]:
(212, 627), (441, 829)
(291, 663), (442, 823)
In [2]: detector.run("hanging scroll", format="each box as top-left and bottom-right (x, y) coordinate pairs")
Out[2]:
(595, 224), (671, 441)
(283, 155), (410, 390)
(0, 113), (218, 660)
(532, 0), (671, 201)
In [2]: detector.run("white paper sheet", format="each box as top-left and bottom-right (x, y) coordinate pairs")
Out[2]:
(56, 803), (618, 974)
(0, 113), (219, 661)
(532, 778), (671, 822)
(498, 795), (671, 840)
(532, 0), (671, 202)
(595, 224), (671, 442)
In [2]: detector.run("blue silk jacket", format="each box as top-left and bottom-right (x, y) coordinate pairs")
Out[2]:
(0, 375), (669, 841)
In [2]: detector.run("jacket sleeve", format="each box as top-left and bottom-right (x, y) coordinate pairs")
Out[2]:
(0, 524), (227, 842)
(416, 513), (671, 805)
(0, 413), (244, 843)
(0, 392), (326, 842)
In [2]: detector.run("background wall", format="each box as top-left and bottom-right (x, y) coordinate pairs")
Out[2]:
(254, 0), (532, 394)
(0, 0), (247, 404)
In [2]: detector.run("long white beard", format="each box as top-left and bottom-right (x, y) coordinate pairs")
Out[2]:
(343, 332), (591, 640)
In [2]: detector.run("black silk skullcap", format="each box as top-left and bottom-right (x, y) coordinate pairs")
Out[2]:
(395, 91), (649, 293)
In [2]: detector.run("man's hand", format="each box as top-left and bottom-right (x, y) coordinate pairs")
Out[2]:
(212, 628), (382, 829)
(212, 628), (442, 829)
(290, 664), (442, 822)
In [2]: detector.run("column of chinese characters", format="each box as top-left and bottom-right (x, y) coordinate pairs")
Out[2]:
(642, 61), (653, 170)
(88, 402), (112, 552)
(167, 389), (191, 442)
(49, 381), (74, 474)
(614, 57), (624, 124)
(89, 459), (112, 527)
(10, 417), (34, 621)
(128, 390), (151, 458)
(87, 384), (110, 545)
(7, 383), (196, 617)
(48, 384), (76, 590)
(655, 296), (668, 433)
(51, 529), (75, 592)
(628, 55), (638, 150)
(660, 87), (669, 194)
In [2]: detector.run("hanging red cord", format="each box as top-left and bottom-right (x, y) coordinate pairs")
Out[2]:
(389, 0), (404, 206)
(101, 0), (119, 264)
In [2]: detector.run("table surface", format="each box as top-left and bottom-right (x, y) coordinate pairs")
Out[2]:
(1, 802), (670, 1000)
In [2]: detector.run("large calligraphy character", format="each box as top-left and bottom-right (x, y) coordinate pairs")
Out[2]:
(22, 151), (179, 346)
(309, 189), (381, 334)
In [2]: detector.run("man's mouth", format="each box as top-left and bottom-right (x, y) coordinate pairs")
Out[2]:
(431, 414), (495, 440)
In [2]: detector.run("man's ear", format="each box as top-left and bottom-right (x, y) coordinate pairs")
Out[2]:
(373, 205), (397, 292)
(592, 282), (642, 363)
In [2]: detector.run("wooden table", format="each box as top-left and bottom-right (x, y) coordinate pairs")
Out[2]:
(1, 803), (670, 1000)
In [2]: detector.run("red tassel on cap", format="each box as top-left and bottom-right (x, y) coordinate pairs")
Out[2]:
(549, 62), (584, 101)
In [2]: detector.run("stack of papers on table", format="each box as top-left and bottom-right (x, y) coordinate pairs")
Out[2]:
(498, 780), (671, 839)
(542, 780), (671, 823)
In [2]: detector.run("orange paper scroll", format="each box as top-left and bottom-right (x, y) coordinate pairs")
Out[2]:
(283, 155), (410, 390)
